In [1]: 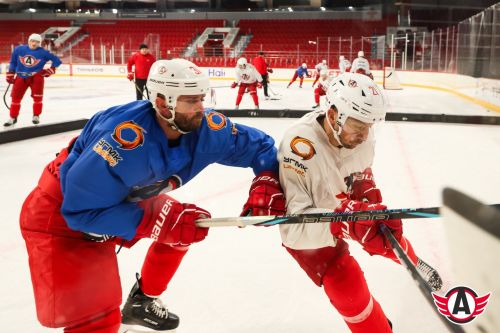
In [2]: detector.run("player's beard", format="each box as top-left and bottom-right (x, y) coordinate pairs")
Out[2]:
(338, 134), (363, 149)
(175, 112), (204, 133)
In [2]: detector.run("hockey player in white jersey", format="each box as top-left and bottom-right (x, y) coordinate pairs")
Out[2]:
(338, 55), (351, 73)
(312, 69), (332, 109)
(312, 59), (328, 86)
(350, 51), (373, 79)
(232, 57), (263, 109)
(278, 73), (442, 333)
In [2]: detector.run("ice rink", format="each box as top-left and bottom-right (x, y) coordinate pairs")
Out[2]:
(1, 76), (499, 332)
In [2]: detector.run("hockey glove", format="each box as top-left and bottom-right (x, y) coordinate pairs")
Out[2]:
(40, 67), (56, 77)
(6, 71), (15, 84)
(346, 168), (382, 204)
(241, 171), (286, 216)
(330, 200), (402, 257)
(136, 194), (210, 246)
(257, 82), (263, 89)
(231, 82), (238, 89)
(127, 72), (134, 81)
(267, 68), (273, 74)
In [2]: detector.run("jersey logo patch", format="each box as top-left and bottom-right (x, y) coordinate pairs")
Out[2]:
(19, 55), (41, 68)
(93, 139), (122, 167)
(112, 121), (146, 150)
(290, 136), (316, 160)
(348, 79), (358, 88)
(206, 111), (227, 131)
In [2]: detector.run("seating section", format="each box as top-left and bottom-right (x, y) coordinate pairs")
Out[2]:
(0, 20), (71, 62)
(238, 19), (390, 69)
(0, 18), (391, 69)
(76, 20), (224, 62)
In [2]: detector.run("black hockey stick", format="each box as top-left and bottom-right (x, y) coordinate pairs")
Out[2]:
(196, 204), (500, 227)
(3, 83), (11, 110)
(380, 224), (467, 333)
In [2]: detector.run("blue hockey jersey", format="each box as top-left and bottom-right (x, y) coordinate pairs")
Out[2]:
(9, 45), (62, 78)
(296, 66), (309, 77)
(60, 100), (279, 240)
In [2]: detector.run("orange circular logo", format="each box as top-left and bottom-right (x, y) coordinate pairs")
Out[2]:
(112, 121), (146, 150)
(205, 111), (227, 131)
(290, 136), (316, 160)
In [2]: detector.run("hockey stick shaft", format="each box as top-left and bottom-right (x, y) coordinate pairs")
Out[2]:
(380, 224), (466, 333)
(196, 204), (500, 227)
(3, 83), (11, 110)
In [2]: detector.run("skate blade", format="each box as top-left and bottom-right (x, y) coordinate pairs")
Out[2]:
(119, 324), (176, 333)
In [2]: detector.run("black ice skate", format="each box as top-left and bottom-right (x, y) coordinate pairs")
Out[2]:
(312, 104), (320, 109)
(32, 116), (40, 124)
(416, 258), (443, 292)
(3, 117), (17, 127)
(121, 275), (179, 332)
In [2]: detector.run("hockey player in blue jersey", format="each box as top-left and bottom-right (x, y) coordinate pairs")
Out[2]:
(4, 33), (61, 127)
(20, 58), (286, 333)
(287, 63), (311, 88)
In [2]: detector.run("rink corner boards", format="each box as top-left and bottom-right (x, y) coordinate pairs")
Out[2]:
(1, 111), (499, 144)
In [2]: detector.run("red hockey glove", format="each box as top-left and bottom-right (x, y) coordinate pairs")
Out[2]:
(241, 171), (286, 216)
(346, 168), (382, 204)
(231, 82), (238, 89)
(330, 200), (402, 257)
(267, 68), (273, 74)
(136, 194), (210, 246)
(40, 67), (56, 77)
(257, 82), (263, 89)
(127, 72), (134, 81)
(6, 71), (15, 84)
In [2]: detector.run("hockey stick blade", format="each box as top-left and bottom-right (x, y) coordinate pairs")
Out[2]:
(379, 224), (467, 333)
(196, 204), (500, 227)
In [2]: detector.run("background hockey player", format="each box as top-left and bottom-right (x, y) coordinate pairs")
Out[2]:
(278, 73), (442, 333)
(232, 57), (263, 109)
(19, 58), (286, 333)
(252, 51), (273, 100)
(339, 55), (352, 74)
(287, 63), (311, 88)
(4, 33), (61, 127)
(350, 51), (373, 79)
(312, 69), (332, 109)
(312, 59), (328, 86)
(127, 43), (156, 100)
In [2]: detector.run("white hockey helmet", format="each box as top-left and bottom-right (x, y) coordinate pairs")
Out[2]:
(339, 55), (345, 60)
(322, 59), (327, 64)
(301, 63), (307, 68)
(147, 59), (210, 129)
(237, 57), (247, 67)
(358, 50), (364, 57)
(28, 33), (42, 43)
(325, 72), (386, 127)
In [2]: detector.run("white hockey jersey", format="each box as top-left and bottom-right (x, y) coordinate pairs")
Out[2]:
(235, 64), (262, 84)
(339, 59), (352, 73)
(350, 57), (371, 74)
(315, 62), (328, 73)
(317, 75), (333, 92)
(278, 111), (375, 250)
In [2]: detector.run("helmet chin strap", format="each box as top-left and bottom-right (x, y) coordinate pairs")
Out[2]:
(325, 110), (344, 148)
(154, 102), (190, 135)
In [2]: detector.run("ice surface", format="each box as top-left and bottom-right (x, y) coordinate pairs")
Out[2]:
(1, 76), (499, 332)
